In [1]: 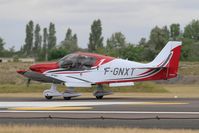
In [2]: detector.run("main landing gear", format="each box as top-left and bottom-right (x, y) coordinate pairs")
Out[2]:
(93, 85), (113, 99)
(43, 84), (81, 100)
(43, 84), (113, 100)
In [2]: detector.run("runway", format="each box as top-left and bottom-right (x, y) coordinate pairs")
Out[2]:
(0, 97), (199, 129)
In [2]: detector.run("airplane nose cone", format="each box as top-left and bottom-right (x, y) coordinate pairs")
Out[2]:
(29, 62), (59, 73)
(29, 64), (37, 71)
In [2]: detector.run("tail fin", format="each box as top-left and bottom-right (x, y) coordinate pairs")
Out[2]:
(150, 41), (182, 79)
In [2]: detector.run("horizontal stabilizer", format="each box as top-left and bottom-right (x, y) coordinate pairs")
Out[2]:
(109, 82), (134, 87)
(64, 82), (91, 87)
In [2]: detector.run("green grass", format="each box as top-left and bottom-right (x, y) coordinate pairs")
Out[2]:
(0, 84), (198, 98)
(0, 82), (167, 93)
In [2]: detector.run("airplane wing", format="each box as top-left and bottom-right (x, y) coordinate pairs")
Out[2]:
(17, 70), (63, 84)
(17, 70), (92, 87)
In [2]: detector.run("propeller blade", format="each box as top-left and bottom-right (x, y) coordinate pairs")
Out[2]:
(27, 78), (31, 87)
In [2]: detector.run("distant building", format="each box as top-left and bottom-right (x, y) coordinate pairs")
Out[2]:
(18, 58), (35, 62)
(0, 57), (35, 63)
(0, 58), (13, 63)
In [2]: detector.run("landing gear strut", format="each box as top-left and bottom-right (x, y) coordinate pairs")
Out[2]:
(43, 84), (81, 100)
(93, 85), (113, 99)
(43, 84), (62, 100)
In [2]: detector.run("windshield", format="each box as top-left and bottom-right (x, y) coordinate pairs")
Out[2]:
(58, 54), (96, 70)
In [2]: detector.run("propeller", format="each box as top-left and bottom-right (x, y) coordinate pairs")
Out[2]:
(26, 78), (31, 87)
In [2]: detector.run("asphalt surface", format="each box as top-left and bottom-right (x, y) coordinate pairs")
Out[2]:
(0, 97), (199, 129)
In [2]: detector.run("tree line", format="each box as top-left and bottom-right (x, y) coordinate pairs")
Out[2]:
(0, 19), (199, 61)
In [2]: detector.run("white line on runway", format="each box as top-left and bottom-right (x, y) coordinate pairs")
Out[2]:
(0, 101), (187, 108)
(0, 110), (199, 115)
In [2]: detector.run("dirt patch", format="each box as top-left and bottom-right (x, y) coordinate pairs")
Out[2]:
(156, 75), (199, 84)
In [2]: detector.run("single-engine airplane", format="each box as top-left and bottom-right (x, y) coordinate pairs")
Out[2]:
(17, 41), (182, 100)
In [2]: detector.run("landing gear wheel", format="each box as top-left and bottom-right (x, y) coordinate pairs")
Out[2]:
(45, 96), (53, 100)
(63, 97), (71, 100)
(96, 96), (103, 99)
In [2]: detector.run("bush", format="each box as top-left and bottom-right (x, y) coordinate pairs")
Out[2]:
(48, 48), (69, 60)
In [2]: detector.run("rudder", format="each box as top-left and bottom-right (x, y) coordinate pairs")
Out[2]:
(166, 42), (182, 79)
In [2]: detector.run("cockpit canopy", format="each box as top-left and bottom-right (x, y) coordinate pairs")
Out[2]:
(58, 53), (96, 70)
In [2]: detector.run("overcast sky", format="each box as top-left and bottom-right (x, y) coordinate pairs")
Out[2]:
(0, 0), (199, 50)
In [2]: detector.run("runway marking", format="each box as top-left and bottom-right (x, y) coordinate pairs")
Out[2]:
(0, 101), (188, 112)
(0, 101), (188, 108)
(130, 102), (188, 105)
(0, 110), (199, 115)
(10, 106), (92, 111)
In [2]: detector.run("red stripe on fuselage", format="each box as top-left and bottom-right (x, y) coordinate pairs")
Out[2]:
(138, 69), (154, 76)
(96, 68), (168, 84)
(52, 71), (90, 74)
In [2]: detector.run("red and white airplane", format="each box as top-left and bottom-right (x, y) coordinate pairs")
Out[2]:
(17, 41), (182, 100)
